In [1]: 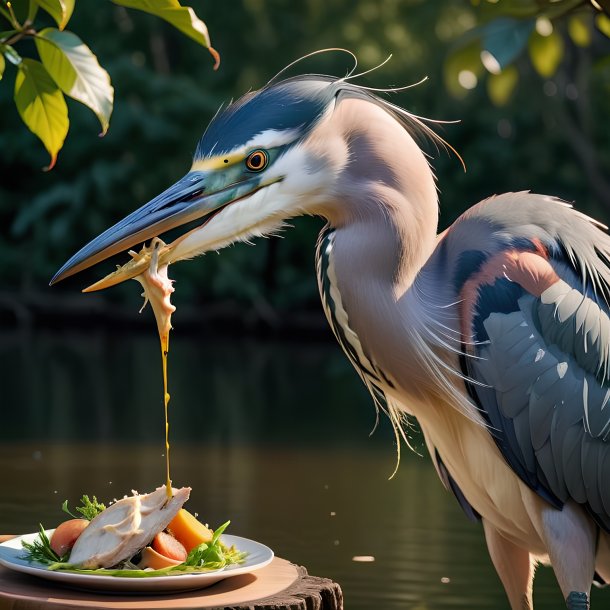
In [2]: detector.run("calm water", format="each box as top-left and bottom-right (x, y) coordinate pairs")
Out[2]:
(0, 328), (602, 609)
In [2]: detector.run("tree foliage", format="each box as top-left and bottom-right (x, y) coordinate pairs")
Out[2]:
(0, 0), (216, 168)
(445, 0), (610, 105)
(1, 0), (609, 324)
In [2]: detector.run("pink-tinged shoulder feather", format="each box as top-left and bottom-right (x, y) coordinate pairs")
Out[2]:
(459, 240), (560, 339)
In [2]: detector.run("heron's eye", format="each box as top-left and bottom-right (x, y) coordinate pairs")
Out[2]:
(245, 149), (268, 172)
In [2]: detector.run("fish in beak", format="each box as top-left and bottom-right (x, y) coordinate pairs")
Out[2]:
(49, 169), (271, 290)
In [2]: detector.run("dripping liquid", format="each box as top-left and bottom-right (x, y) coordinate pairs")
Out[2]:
(161, 333), (172, 499)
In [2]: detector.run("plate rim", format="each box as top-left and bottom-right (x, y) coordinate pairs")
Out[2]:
(0, 531), (274, 591)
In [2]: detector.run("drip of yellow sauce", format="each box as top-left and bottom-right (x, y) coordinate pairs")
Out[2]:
(161, 333), (172, 499)
(128, 238), (176, 501)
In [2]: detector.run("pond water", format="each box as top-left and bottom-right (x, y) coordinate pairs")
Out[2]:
(0, 328), (602, 609)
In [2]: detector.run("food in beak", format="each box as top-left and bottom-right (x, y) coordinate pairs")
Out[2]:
(68, 486), (190, 569)
(82, 236), (176, 294)
(131, 237), (176, 344)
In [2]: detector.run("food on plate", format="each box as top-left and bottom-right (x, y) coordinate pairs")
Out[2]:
(21, 487), (247, 576)
(168, 508), (214, 552)
(138, 546), (183, 569)
(69, 486), (190, 568)
(151, 531), (187, 562)
(49, 519), (89, 557)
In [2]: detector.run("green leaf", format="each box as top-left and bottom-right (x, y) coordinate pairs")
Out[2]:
(595, 14), (610, 39)
(0, 30), (18, 42)
(528, 30), (563, 78)
(1, 43), (22, 65)
(210, 520), (230, 546)
(35, 0), (74, 30)
(0, 53), (4, 80)
(482, 17), (534, 72)
(35, 28), (113, 134)
(487, 65), (518, 107)
(14, 58), (69, 169)
(61, 499), (78, 519)
(568, 14), (591, 47)
(112, 0), (219, 68)
(28, 0), (40, 22)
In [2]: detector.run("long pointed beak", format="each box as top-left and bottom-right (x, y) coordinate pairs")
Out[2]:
(50, 171), (263, 286)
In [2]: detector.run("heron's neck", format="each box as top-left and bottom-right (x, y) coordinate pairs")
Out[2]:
(314, 97), (441, 392)
(321, 186), (440, 398)
(331, 200), (437, 295)
(310, 96), (439, 292)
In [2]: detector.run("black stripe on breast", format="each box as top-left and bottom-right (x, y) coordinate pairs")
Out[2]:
(315, 226), (389, 390)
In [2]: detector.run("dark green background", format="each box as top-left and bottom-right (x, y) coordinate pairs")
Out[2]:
(1, 0), (609, 328)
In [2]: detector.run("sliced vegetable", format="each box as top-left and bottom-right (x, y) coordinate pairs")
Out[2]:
(49, 519), (89, 556)
(168, 509), (213, 552)
(137, 545), (183, 569)
(152, 531), (187, 562)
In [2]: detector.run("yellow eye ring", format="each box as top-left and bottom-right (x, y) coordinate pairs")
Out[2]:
(245, 149), (269, 172)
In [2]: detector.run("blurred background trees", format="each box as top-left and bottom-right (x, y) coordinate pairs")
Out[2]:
(1, 0), (609, 331)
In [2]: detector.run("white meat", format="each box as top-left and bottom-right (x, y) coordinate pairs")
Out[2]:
(68, 486), (190, 568)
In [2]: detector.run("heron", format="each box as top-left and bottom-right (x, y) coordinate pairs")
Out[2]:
(50, 61), (610, 610)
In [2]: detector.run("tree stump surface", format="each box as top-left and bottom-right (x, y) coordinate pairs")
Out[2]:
(0, 535), (343, 610)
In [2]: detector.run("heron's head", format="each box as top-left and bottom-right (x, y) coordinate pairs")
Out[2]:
(51, 72), (438, 287)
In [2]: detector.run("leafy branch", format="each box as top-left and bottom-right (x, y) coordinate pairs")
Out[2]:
(445, 0), (610, 106)
(0, 0), (218, 169)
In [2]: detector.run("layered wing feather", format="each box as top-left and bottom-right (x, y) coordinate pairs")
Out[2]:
(433, 193), (610, 529)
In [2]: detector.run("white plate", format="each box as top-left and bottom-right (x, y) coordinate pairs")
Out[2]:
(0, 531), (274, 592)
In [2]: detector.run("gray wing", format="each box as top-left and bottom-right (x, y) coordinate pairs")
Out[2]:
(440, 193), (610, 529)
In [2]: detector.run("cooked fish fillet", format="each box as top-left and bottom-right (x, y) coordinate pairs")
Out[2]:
(68, 486), (191, 568)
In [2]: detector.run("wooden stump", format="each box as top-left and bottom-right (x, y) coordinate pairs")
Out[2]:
(0, 535), (343, 610)
(244, 565), (343, 610)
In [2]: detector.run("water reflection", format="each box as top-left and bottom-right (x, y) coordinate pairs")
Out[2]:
(0, 329), (592, 608)
(0, 328), (390, 446)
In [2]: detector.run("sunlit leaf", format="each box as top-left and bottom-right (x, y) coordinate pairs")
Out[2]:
(14, 58), (69, 169)
(482, 17), (534, 71)
(27, 0), (40, 22)
(528, 30), (563, 78)
(0, 54), (5, 80)
(444, 40), (483, 99)
(568, 14), (591, 47)
(487, 65), (518, 107)
(112, 0), (219, 68)
(1, 43), (22, 65)
(36, 28), (113, 134)
(595, 14), (610, 38)
(35, 0), (74, 30)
